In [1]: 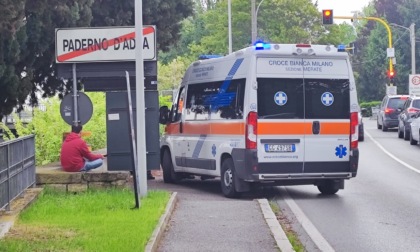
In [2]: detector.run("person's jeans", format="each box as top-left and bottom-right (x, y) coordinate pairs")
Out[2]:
(80, 158), (103, 172)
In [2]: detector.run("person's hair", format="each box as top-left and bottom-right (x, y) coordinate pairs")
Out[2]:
(71, 124), (83, 134)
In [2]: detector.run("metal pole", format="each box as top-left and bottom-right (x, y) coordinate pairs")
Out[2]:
(72, 63), (78, 124)
(228, 0), (232, 54)
(410, 23), (416, 74)
(251, 0), (256, 43)
(255, 0), (265, 41)
(134, 0), (148, 197)
(126, 71), (140, 208)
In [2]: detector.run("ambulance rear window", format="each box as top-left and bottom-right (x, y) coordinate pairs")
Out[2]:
(257, 78), (350, 119)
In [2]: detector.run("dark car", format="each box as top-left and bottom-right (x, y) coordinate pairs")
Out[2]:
(397, 96), (420, 140)
(377, 94), (409, 131)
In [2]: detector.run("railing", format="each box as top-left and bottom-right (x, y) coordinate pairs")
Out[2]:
(0, 135), (36, 211)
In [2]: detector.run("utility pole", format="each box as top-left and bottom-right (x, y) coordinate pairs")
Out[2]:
(251, 0), (256, 44)
(390, 22), (416, 74)
(410, 23), (416, 75)
(228, 0), (232, 54)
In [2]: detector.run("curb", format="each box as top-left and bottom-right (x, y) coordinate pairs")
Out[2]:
(258, 199), (295, 252)
(0, 188), (43, 239)
(145, 192), (178, 252)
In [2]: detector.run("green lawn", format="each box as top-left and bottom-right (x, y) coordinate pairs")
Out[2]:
(0, 187), (170, 252)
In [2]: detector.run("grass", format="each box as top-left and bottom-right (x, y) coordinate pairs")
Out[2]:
(269, 201), (306, 252)
(0, 187), (170, 252)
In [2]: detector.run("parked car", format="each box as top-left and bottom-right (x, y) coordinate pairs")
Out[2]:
(409, 111), (420, 145)
(377, 94), (409, 131)
(397, 96), (420, 140)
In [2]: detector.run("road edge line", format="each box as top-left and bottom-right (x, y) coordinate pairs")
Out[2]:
(283, 189), (335, 252)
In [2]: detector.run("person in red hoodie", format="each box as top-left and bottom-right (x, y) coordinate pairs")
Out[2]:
(60, 124), (104, 172)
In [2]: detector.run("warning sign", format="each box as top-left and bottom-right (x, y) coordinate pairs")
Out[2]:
(55, 26), (156, 63)
(409, 74), (420, 96)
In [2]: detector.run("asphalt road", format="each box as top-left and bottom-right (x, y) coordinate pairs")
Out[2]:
(272, 118), (420, 251)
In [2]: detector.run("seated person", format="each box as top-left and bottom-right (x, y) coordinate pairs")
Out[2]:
(60, 124), (104, 172)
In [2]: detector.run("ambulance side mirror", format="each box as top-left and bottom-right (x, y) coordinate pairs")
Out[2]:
(159, 106), (170, 124)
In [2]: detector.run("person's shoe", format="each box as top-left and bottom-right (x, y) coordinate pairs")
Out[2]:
(147, 171), (155, 180)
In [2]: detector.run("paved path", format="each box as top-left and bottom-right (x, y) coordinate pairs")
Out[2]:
(148, 174), (294, 252)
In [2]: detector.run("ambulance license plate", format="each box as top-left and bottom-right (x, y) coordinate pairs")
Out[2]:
(264, 144), (295, 152)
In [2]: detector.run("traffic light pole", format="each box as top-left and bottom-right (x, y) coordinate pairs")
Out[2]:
(335, 16), (394, 79)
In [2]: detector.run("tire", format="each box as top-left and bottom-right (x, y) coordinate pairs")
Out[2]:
(404, 127), (410, 141)
(358, 124), (364, 142)
(377, 119), (382, 129)
(220, 158), (239, 198)
(410, 131), (418, 145)
(398, 126), (404, 138)
(382, 124), (388, 132)
(162, 149), (179, 184)
(317, 180), (339, 195)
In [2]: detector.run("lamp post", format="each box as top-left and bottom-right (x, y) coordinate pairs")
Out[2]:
(390, 23), (416, 75)
(251, 0), (265, 43)
(228, 0), (232, 54)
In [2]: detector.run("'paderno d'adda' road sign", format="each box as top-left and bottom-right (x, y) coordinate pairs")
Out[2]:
(55, 26), (156, 63)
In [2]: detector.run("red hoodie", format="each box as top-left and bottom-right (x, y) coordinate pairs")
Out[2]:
(60, 132), (103, 172)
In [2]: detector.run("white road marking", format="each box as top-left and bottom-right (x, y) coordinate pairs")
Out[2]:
(365, 130), (420, 174)
(283, 188), (335, 252)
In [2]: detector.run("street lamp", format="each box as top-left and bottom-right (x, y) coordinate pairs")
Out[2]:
(228, 0), (232, 54)
(251, 0), (265, 43)
(390, 23), (416, 75)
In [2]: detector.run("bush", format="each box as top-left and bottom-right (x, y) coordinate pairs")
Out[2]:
(360, 101), (382, 117)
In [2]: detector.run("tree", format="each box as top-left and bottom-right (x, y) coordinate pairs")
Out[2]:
(0, 0), (28, 120)
(0, 0), (194, 120)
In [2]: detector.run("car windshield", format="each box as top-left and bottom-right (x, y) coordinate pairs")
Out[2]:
(388, 97), (406, 109)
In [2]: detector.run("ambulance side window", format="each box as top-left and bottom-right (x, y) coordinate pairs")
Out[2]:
(185, 79), (245, 121)
(171, 87), (186, 122)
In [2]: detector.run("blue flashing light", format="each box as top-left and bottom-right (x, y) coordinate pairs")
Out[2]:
(337, 44), (346, 52)
(254, 41), (271, 50)
(198, 54), (223, 60)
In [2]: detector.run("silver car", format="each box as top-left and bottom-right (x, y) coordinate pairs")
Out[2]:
(409, 111), (420, 145)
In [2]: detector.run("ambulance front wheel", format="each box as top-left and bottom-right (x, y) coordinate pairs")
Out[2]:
(317, 180), (340, 195)
(221, 158), (239, 198)
(162, 149), (179, 184)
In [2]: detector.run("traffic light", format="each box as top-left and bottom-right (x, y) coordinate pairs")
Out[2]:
(387, 69), (395, 79)
(322, 9), (333, 25)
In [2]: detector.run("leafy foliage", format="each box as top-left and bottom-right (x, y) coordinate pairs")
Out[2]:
(11, 92), (106, 165)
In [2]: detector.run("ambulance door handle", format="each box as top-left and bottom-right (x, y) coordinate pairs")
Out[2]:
(312, 121), (320, 135)
(179, 121), (183, 133)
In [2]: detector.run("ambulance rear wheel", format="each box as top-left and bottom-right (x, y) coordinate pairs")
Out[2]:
(162, 149), (179, 184)
(317, 180), (339, 195)
(221, 158), (239, 198)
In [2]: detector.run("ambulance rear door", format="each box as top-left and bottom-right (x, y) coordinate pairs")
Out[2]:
(256, 57), (306, 174)
(302, 58), (351, 174)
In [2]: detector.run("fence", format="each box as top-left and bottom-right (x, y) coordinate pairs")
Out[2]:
(0, 135), (36, 211)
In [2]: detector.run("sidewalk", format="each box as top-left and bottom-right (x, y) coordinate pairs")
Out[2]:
(147, 173), (294, 252)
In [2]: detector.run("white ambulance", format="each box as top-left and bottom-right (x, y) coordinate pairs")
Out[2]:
(159, 42), (360, 198)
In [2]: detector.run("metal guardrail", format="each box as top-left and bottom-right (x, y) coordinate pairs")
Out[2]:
(0, 135), (36, 211)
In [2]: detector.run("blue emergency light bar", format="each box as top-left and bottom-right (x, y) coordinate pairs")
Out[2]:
(337, 44), (346, 52)
(254, 41), (271, 50)
(198, 54), (223, 60)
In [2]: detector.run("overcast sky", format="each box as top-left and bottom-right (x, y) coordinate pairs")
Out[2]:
(313, 0), (372, 23)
